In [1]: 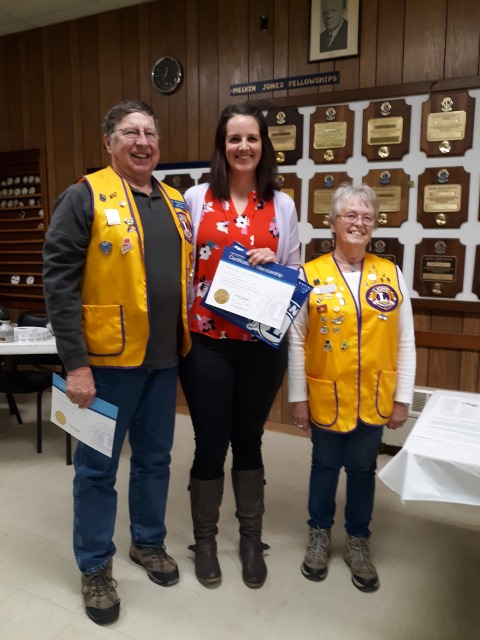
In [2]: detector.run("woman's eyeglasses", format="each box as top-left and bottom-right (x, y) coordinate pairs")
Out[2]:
(337, 213), (375, 227)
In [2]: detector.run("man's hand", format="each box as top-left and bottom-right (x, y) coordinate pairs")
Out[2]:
(66, 366), (96, 409)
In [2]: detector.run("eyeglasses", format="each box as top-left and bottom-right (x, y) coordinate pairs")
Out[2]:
(115, 128), (159, 142)
(337, 212), (375, 227)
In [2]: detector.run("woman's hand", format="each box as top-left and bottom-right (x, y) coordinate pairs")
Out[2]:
(387, 401), (408, 430)
(247, 247), (277, 266)
(291, 400), (311, 434)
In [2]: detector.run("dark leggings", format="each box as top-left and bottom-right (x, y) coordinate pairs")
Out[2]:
(179, 333), (288, 480)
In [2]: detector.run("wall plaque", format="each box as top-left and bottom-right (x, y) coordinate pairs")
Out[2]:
(309, 105), (354, 164)
(265, 108), (303, 165)
(275, 173), (301, 217)
(420, 91), (475, 156)
(363, 169), (410, 227)
(367, 237), (404, 269)
(305, 238), (334, 262)
(473, 246), (480, 299)
(163, 174), (195, 194)
(414, 238), (465, 298)
(362, 99), (411, 161)
(308, 171), (349, 229)
(417, 167), (469, 228)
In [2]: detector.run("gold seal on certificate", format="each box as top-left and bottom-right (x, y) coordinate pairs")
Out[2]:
(214, 288), (229, 304)
(362, 99), (411, 161)
(417, 167), (469, 228)
(362, 169), (410, 227)
(266, 108), (303, 165)
(421, 91), (475, 156)
(308, 171), (350, 229)
(309, 105), (354, 164)
(414, 238), (465, 298)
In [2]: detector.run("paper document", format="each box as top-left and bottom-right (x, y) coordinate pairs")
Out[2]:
(50, 373), (118, 457)
(204, 244), (298, 329)
(412, 391), (480, 447)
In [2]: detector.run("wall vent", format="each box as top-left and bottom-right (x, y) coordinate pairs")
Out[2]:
(408, 386), (436, 418)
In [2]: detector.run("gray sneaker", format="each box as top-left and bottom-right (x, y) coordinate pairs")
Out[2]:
(81, 559), (120, 625)
(129, 544), (179, 586)
(344, 534), (379, 592)
(301, 527), (331, 581)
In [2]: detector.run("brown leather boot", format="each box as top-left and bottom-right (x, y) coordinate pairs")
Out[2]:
(188, 475), (224, 587)
(231, 468), (269, 589)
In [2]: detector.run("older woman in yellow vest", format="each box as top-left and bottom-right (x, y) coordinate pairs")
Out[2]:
(288, 183), (415, 592)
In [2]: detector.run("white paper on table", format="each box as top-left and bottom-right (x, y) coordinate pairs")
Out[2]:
(204, 246), (297, 329)
(50, 373), (118, 457)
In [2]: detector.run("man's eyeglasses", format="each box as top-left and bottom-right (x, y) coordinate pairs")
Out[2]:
(116, 128), (159, 142)
(337, 212), (375, 227)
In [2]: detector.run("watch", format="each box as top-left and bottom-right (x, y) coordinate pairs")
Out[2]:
(151, 56), (182, 94)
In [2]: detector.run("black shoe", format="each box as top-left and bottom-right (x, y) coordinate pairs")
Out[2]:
(81, 559), (120, 625)
(129, 544), (179, 586)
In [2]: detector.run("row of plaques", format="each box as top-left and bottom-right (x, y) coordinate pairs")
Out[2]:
(306, 237), (478, 300)
(263, 90), (475, 163)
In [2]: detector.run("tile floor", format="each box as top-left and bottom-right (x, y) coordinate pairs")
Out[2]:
(0, 392), (479, 640)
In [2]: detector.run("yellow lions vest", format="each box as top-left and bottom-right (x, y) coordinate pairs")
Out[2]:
(79, 166), (193, 367)
(303, 252), (403, 432)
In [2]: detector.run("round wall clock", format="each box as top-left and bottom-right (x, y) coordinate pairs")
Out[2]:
(151, 56), (183, 94)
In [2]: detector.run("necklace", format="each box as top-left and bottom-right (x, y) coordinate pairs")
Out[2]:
(333, 253), (362, 272)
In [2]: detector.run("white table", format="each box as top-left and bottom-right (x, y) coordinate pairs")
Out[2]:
(379, 389), (480, 506)
(0, 338), (58, 355)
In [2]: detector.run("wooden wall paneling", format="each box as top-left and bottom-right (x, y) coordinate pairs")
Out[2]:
(138, 5), (152, 102)
(427, 312), (463, 389)
(413, 310), (431, 386)
(218, 0), (249, 109)
(77, 18), (103, 175)
(444, 0), (480, 78)
(97, 11), (124, 169)
(272, 0), (290, 99)
(185, 0), (200, 161)
(459, 313), (480, 392)
(197, 0), (219, 160)
(357, 0), (378, 90)
(68, 22), (85, 183)
(41, 29), (56, 209)
(287, 0), (317, 97)
(19, 31), (45, 148)
(334, 56), (359, 92)
(0, 39), (9, 149)
(165, 0), (189, 163)
(403, 0), (447, 83)
(120, 7), (141, 102)
(375, 0), (405, 87)
(248, 0), (275, 101)
(5, 37), (23, 149)
(48, 24), (77, 198)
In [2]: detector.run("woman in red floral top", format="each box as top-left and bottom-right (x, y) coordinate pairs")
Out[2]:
(180, 104), (300, 590)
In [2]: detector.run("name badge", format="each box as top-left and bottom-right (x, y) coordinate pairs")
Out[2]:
(315, 284), (337, 294)
(105, 209), (121, 225)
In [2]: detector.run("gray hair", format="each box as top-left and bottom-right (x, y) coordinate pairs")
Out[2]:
(329, 182), (379, 227)
(102, 100), (160, 137)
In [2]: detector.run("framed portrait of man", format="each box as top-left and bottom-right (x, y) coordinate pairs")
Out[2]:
(309, 0), (360, 62)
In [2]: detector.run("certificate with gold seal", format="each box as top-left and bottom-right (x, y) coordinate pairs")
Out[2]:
(414, 238), (465, 298)
(308, 171), (349, 229)
(309, 105), (354, 164)
(265, 108), (303, 164)
(421, 91), (475, 156)
(417, 167), (469, 228)
(362, 169), (410, 227)
(362, 99), (411, 161)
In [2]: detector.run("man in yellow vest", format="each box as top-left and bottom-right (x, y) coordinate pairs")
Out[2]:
(43, 100), (193, 625)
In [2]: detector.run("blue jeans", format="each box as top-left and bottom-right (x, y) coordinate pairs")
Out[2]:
(307, 421), (384, 538)
(73, 366), (178, 574)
